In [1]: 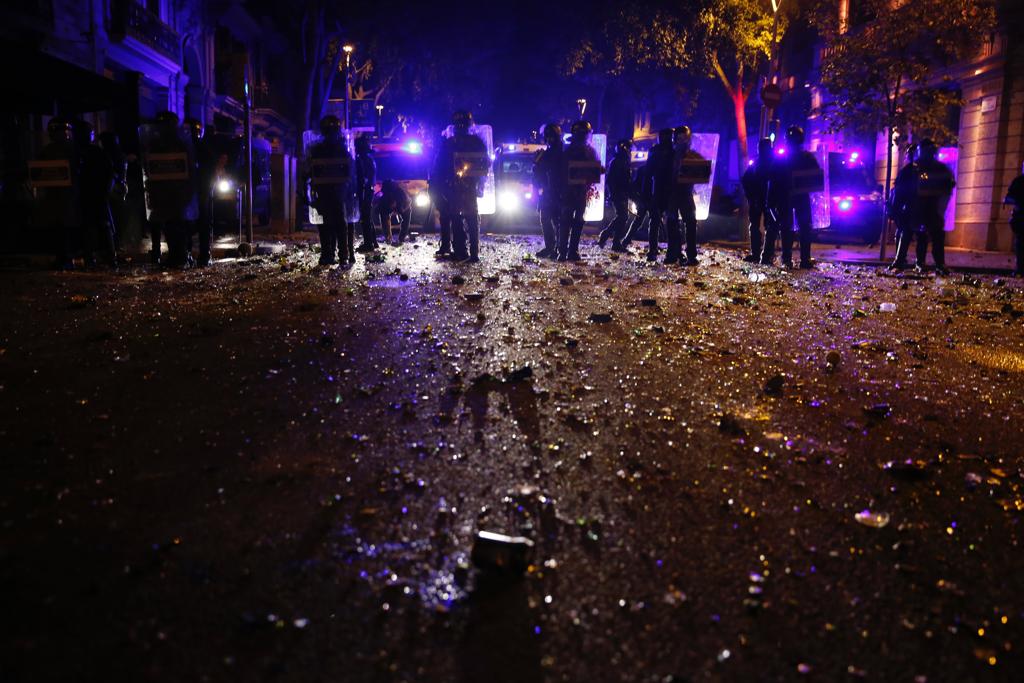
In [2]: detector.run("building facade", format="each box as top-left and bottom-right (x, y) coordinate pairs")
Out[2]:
(807, 0), (1023, 252)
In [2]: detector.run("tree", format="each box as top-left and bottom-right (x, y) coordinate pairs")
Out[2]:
(561, 4), (691, 132)
(810, 0), (997, 257)
(692, 0), (785, 175)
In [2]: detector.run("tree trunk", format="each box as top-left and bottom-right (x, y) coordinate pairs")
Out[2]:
(879, 122), (894, 260)
(733, 89), (750, 243)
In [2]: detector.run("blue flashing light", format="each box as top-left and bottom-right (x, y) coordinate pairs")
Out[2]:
(838, 199), (852, 211)
(508, 144), (516, 151)
(849, 151), (860, 161)
(775, 146), (787, 156)
(404, 140), (423, 154)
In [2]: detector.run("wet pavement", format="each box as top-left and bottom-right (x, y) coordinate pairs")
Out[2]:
(2, 234), (1023, 682)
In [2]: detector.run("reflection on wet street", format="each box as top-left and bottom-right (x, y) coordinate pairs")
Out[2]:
(2, 234), (1023, 681)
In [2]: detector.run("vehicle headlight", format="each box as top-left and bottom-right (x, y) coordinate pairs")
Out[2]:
(216, 178), (234, 194)
(414, 193), (431, 208)
(498, 190), (519, 212)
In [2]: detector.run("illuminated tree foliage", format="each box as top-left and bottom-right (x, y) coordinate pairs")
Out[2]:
(693, 0), (785, 171)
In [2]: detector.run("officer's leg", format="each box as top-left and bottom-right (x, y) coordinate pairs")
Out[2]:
(467, 211), (480, 261)
(557, 206), (572, 259)
(796, 196), (813, 267)
(622, 204), (640, 246)
(80, 201), (98, 266)
(98, 201), (117, 267)
(150, 219), (162, 264)
(930, 217), (946, 270)
(647, 208), (662, 259)
(568, 205), (584, 259)
(611, 199), (628, 249)
(780, 208), (795, 267)
(915, 224), (928, 268)
(318, 210), (336, 265)
(665, 208), (681, 264)
(451, 212), (468, 258)
(539, 204), (556, 254)
(759, 209), (778, 265)
(748, 206), (763, 261)
(399, 209), (411, 243)
(684, 199), (698, 263)
(892, 217), (911, 268)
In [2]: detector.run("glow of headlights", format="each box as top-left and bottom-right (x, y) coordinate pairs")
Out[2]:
(838, 200), (852, 211)
(498, 191), (519, 212)
(414, 193), (430, 208)
(217, 179), (233, 194)
(405, 141), (422, 154)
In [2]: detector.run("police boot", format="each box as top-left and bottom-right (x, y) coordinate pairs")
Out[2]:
(467, 232), (480, 263)
(566, 224), (583, 261)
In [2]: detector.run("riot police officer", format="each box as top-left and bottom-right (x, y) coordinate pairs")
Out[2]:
(532, 122), (565, 259)
(141, 111), (196, 267)
(741, 138), (774, 263)
(437, 111), (488, 262)
(913, 139), (955, 274)
(99, 132), (128, 248)
(763, 125), (821, 269)
(34, 117), (79, 269)
(307, 115), (354, 266)
(665, 125), (706, 265)
(354, 135), (378, 252)
(621, 162), (652, 249)
(889, 143), (920, 271)
(560, 120), (603, 261)
(645, 128), (675, 261)
(1005, 161), (1024, 277)
(377, 179), (412, 244)
(598, 139), (632, 252)
(183, 118), (215, 266)
(73, 120), (117, 268)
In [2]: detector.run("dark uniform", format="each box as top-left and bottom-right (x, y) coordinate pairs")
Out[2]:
(141, 112), (196, 267)
(741, 138), (774, 262)
(1005, 167), (1024, 277)
(911, 140), (955, 273)
(184, 119), (215, 266)
(622, 163), (652, 248)
(307, 115), (354, 266)
(665, 126), (706, 265)
(561, 120), (603, 261)
(377, 179), (411, 244)
(532, 122), (565, 259)
(74, 121), (117, 267)
(34, 118), (79, 269)
(99, 132), (128, 249)
(428, 132), (452, 256)
(645, 128), (675, 261)
(598, 140), (632, 252)
(435, 111), (488, 262)
(763, 125), (821, 268)
(889, 145), (920, 270)
(354, 136), (377, 252)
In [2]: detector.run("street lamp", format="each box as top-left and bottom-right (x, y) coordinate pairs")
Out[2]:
(375, 104), (383, 137)
(576, 98), (587, 118)
(343, 44), (354, 130)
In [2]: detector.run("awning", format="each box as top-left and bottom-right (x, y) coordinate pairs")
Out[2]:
(2, 47), (127, 114)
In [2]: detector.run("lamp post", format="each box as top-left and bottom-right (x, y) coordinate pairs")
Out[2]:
(375, 104), (383, 137)
(343, 44), (354, 129)
(759, 0), (783, 139)
(576, 98), (587, 118)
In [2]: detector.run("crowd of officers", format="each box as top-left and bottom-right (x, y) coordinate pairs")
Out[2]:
(40, 107), (1022, 277)
(35, 110), (231, 270)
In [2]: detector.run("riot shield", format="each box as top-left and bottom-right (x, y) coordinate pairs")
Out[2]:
(139, 123), (197, 222)
(302, 129), (358, 225)
(689, 133), (719, 221)
(443, 124), (496, 215)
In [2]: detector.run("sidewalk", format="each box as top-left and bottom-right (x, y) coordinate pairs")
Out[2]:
(709, 239), (1018, 275)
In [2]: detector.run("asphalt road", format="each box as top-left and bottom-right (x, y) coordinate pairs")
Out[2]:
(2, 235), (1023, 682)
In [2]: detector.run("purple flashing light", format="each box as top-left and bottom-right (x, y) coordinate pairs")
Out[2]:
(775, 146), (788, 157)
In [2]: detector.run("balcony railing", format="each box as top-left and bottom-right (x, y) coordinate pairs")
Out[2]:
(110, 1), (179, 62)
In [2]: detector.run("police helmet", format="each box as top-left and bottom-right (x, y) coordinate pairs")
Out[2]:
(319, 115), (342, 138)
(785, 125), (805, 146)
(72, 119), (94, 144)
(570, 121), (592, 142)
(183, 118), (204, 140)
(46, 117), (72, 143)
(156, 111), (180, 129)
(543, 122), (562, 144)
(917, 138), (938, 159)
(658, 128), (674, 145)
(674, 125), (692, 144)
(452, 111), (473, 132)
(757, 137), (773, 158)
(355, 135), (371, 154)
